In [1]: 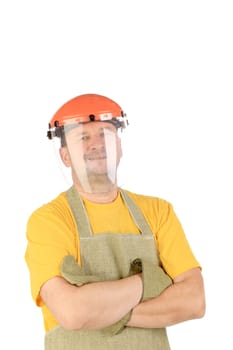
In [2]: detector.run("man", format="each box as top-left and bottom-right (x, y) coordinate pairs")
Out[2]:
(25, 93), (205, 349)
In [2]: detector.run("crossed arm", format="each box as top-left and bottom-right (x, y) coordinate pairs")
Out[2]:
(40, 267), (205, 331)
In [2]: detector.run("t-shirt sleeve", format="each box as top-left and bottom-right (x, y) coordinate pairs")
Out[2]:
(155, 200), (201, 279)
(25, 205), (77, 306)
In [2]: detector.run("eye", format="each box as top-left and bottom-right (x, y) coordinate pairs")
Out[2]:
(78, 134), (90, 141)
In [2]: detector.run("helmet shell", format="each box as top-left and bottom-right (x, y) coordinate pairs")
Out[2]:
(49, 93), (126, 128)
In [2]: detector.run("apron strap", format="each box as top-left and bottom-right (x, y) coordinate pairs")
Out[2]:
(66, 186), (154, 238)
(119, 189), (154, 237)
(67, 186), (93, 238)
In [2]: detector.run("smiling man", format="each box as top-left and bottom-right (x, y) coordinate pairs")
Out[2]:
(25, 93), (205, 350)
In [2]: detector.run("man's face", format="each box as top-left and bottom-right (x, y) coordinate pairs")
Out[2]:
(60, 121), (122, 191)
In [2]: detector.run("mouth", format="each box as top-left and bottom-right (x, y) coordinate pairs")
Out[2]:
(87, 156), (106, 160)
(85, 152), (107, 161)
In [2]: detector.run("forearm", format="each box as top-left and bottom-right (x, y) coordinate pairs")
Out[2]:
(41, 274), (142, 330)
(127, 269), (205, 328)
(75, 274), (142, 330)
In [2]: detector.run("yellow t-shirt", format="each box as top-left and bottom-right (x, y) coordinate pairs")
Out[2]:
(25, 189), (200, 331)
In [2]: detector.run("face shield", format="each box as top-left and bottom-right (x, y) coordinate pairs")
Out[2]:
(55, 120), (123, 194)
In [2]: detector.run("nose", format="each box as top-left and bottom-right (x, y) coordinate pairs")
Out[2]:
(88, 134), (105, 150)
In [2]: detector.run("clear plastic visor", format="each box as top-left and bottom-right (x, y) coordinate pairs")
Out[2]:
(56, 120), (122, 194)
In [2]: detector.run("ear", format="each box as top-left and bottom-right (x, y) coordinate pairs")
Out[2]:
(59, 147), (71, 167)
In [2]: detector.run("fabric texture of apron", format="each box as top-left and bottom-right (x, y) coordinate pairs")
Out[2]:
(45, 186), (171, 350)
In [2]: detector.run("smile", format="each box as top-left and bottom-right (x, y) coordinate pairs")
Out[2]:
(87, 156), (107, 160)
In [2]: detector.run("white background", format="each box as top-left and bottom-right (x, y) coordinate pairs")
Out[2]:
(1, 0), (232, 348)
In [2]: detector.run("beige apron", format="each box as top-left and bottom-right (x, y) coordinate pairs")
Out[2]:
(45, 186), (171, 350)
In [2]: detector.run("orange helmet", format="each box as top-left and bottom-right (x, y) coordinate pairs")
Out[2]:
(47, 93), (128, 140)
